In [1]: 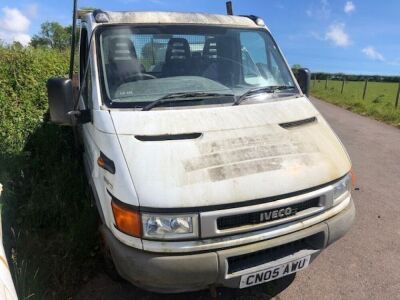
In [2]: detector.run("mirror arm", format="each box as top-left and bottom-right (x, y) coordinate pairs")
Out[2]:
(68, 28), (96, 125)
(68, 109), (91, 124)
(69, 0), (78, 79)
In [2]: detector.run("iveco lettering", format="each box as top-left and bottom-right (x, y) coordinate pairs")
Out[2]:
(47, 1), (355, 293)
(259, 207), (295, 222)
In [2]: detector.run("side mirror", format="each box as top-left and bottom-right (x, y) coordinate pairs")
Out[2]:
(293, 68), (311, 97)
(47, 78), (74, 126)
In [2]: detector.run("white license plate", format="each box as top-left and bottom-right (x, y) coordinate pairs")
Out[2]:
(239, 255), (311, 288)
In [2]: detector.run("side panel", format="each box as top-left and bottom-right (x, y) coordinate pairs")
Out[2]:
(78, 21), (142, 248)
(81, 110), (142, 249)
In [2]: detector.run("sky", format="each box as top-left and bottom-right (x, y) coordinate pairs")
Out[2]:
(0, 0), (399, 75)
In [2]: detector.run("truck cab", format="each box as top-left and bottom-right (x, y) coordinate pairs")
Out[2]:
(47, 9), (355, 293)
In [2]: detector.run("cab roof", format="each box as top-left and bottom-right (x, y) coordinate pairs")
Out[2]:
(79, 11), (263, 28)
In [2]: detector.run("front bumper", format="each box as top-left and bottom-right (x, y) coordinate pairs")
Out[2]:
(101, 198), (355, 293)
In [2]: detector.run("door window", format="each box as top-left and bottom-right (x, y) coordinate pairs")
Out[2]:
(79, 27), (92, 108)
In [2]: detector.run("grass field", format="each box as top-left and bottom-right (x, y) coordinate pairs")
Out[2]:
(311, 79), (400, 127)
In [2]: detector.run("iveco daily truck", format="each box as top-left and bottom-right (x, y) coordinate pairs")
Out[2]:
(47, 6), (355, 293)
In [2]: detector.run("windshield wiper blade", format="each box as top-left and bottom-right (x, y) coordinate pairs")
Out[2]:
(233, 87), (274, 106)
(233, 85), (296, 106)
(142, 92), (234, 111)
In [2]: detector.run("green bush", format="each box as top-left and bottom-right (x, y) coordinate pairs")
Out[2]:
(0, 47), (69, 154)
(0, 47), (100, 299)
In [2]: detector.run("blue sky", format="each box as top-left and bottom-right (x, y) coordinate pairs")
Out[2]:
(0, 0), (399, 75)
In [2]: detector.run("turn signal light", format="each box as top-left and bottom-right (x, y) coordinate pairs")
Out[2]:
(350, 168), (357, 188)
(97, 152), (115, 174)
(111, 200), (141, 237)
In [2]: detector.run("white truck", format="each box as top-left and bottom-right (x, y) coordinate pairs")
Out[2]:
(47, 5), (355, 293)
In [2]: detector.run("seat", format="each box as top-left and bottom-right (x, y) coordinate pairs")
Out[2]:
(107, 37), (142, 91)
(189, 52), (203, 76)
(203, 36), (239, 85)
(203, 38), (218, 62)
(162, 38), (191, 77)
(201, 38), (219, 80)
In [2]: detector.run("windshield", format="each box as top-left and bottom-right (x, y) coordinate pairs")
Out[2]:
(97, 25), (298, 108)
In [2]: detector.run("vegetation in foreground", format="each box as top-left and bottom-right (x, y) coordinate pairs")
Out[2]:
(311, 79), (400, 127)
(0, 38), (100, 298)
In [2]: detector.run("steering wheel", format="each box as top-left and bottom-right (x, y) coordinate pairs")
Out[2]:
(123, 73), (157, 82)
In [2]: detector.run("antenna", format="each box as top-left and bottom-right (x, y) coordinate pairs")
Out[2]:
(69, 0), (78, 79)
(226, 1), (233, 15)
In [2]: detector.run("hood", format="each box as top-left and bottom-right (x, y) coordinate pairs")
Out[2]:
(111, 97), (351, 209)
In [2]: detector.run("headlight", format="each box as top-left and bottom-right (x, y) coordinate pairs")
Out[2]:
(142, 213), (199, 240)
(333, 173), (351, 204)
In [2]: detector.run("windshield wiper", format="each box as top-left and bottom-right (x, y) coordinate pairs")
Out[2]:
(142, 92), (234, 111)
(233, 85), (296, 106)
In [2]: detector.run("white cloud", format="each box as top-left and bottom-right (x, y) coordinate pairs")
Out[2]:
(0, 7), (30, 32)
(325, 23), (351, 47)
(0, 31), (31, 47)
(0, 7), (31, 46)
(12, 33), (31, 45)
(362, 46), (385, 61)
(306, 0), (331, 19)
(344, 1), (355, 14)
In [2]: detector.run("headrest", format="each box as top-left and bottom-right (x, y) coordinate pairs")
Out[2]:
(165, 38), (191, 63)
(109, 37), (137, 63)
(203, 38), (218, 60)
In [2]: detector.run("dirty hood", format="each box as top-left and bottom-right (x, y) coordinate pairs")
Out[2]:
(111, 97), (351, 209)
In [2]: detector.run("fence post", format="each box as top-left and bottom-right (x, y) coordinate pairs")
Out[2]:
(341, 77), (345, 94)
(362, 79), (368, 100)
(325, 76), (328, 90)
(313, 74), (316, 87)
(395, 80), (400, 108)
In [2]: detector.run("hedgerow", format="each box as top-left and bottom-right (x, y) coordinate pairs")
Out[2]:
(0, 47), (69, 154)
(0, 47), (100, 299)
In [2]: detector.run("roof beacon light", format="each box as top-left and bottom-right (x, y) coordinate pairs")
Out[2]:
(242, 15), (265, 27)
(93, 9), (110, 23)
(255, 18), (265, 26)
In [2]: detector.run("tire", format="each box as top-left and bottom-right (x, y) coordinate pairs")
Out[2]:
(99, 229), (125, 282)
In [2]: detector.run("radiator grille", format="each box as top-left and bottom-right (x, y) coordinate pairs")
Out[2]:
(217, 197), (320, 230)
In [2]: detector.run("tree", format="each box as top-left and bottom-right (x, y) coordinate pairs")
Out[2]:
(11, 41), (23, 49)
(292, 64), (302, 70)
(30, 22), (72, 50)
